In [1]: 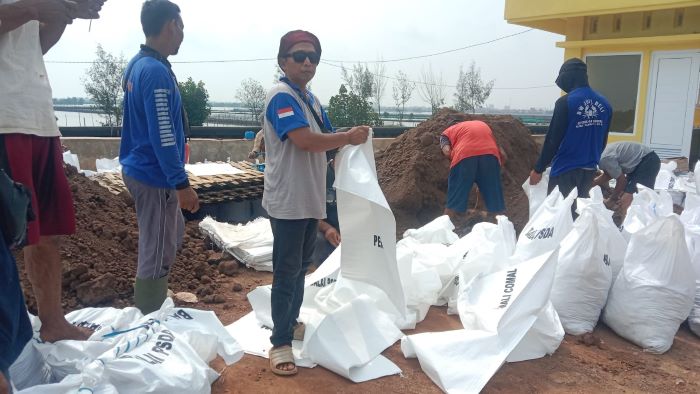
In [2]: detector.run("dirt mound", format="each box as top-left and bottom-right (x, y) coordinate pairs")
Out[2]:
(15, 165), (228, 313)
(376, 108), (539, 234)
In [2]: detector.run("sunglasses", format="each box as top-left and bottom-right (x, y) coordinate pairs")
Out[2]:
(285, 51), (320, 64)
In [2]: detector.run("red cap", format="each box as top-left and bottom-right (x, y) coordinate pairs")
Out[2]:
(278, 30), (322, 59)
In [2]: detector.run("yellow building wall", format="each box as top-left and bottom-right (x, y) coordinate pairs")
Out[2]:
(556, 13), (700, 145)
(575, 40), (700, 145)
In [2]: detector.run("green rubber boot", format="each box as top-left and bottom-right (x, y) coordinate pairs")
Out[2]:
(134, 275), (169, 315)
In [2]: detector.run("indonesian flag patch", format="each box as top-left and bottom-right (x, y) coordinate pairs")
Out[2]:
(277, 107), (294, 119)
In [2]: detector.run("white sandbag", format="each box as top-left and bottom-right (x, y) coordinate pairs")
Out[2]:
(522, 167), (550, 219)
(185, 162), (244, 176)
(16, 362), (118, 394)
(514, 187), (576, 260)
(695, 161), (700, 195)
(9, 336), (52, 390)
(17, 299), (239, 392)
(334, 136), (407, 320)
(603, 214), (695, 353)
(95, 157), (121, 173)
(62, 151), (81, 172)
(443, 217), (516, 314)
(550, 207), (613, 335)
(621, 186), (674, 236)
(403, 249), (558, 393)
(576, 187), (627, 279)
(402, 215), (459, 245)
(199, 217), (274, 271)
(680, 193), (700, 337)
(506, 301), (564, 362)
(302, 295), (403, 383)
(163, 307), (244, 364)
(396, 238), (444, 324)
(34, 306), (145, 381)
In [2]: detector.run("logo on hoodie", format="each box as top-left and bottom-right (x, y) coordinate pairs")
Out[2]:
(575, 99), (606, 128)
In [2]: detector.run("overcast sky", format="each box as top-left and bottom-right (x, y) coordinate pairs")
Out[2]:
(44, 0), (565, 109)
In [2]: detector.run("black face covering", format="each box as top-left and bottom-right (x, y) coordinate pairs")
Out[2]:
(555, 58), (589, 93)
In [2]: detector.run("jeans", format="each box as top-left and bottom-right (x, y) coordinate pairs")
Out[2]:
(269, 217), (318, 347)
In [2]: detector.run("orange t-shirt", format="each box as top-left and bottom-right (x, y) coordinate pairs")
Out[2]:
(442, 120), (501, 169)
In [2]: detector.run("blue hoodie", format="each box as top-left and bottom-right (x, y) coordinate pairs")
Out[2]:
(120, 46), (189, 190)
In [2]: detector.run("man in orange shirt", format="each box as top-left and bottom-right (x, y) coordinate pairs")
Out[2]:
(440, 120), (506, 221)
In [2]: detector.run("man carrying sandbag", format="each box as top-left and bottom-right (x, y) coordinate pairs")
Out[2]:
(440, 120), (506, 222)
(262, 30), (369, 376)
(529, 58), (612, 201)
(592, 141), (661, 218)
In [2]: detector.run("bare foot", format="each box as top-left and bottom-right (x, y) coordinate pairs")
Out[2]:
(40, 319), (93, 343)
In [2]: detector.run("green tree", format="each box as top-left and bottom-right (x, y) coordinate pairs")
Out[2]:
(82, 44), (126, 127)
(178, 77), (211, 126)
(327, 85), (381, 127)
(454, 61), (494, 113)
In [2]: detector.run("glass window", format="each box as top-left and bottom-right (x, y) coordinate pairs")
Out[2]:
(586, 54), (641, 134)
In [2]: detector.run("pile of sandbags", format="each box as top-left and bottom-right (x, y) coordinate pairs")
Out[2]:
(11, 299), (242, 393)
(199, 217), (273, 271)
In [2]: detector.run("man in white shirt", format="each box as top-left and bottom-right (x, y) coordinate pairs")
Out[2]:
(0, 0), (105, 352)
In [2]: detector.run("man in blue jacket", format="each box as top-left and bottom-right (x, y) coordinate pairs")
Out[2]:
(529, 58), (612, 199)
(120, 0), (198, 314)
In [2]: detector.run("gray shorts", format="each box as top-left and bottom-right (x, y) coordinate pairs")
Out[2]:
(123, 174), (184, 279)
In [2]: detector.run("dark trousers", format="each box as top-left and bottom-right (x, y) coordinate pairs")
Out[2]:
(548, 168), (596, 198)
(548, 168), (596, 218)
(269, 217), (318, 347)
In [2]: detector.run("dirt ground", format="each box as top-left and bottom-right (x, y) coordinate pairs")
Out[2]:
(197, 271), (700, 394)
(12, 120), (700, 392)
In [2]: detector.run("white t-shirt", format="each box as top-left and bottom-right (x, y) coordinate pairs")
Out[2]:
(0, 0), (60, 137)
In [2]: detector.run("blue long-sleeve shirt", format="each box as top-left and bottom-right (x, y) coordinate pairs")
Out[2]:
(120, 48), (188, 189)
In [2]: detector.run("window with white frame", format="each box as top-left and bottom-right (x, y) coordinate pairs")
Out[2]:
(586, 54), (642, 134)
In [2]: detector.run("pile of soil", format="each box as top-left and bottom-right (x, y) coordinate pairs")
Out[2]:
(376, 108), (539, 234)
(14, 165), (233, 313)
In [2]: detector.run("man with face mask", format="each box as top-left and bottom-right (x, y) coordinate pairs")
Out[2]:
(529, 58), (612, 199)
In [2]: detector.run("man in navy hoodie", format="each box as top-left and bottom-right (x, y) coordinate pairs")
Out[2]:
(120, 0), (199, 314)
(529, 58), (612, 200)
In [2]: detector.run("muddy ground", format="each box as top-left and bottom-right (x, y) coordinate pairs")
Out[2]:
(12, 115), (700, 392)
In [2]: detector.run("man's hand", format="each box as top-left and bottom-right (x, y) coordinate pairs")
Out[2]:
(177, 186), (200, 213)
(604, 197), (617, 210)
(70, 0), (106, 20)
(345, 126), (370, 145)
(529, 170), (542, 185)
(441, 145), (452, 159)
(23, 0), (77, 24)
(324, 227), (341, 247)
(0, 372), (9, 394)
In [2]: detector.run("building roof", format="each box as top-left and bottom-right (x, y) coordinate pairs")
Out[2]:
(505, 0), (700, 34)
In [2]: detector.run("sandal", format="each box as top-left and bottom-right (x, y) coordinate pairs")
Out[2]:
(269, 345), (297, 376)
(293, 322), (306, 341)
